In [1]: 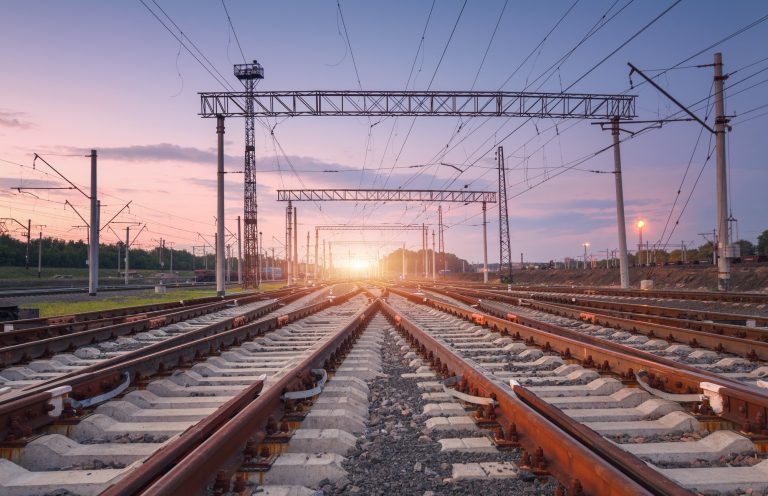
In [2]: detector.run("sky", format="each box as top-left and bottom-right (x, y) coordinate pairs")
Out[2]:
(1, 0), (766, 268)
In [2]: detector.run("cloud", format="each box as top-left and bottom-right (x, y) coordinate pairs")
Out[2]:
(0, 177), (63, 190)
(57, 143), (243, 164)
(0, 110), (33, 129)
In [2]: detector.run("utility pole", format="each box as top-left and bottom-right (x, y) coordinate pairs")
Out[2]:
(713, 52), (730, 291)
(611, 118), (630, 288)
(169, 241), (174, 273)
(88, 150), (99, 296)
(125, 226), (130, 286)
(438, 205), (445, 276)
(293, 206), (298, 282)
(402, 243), (406, 280)
(25, 219), (31, 269)
(226, 244), (231, 283)
(628, 54), (731, 290)
(424, 225), (428, 279)
(116, 241), (121, 276)
(236, 216), (242, 285)
(314, 229), (319, 281)
(482, 202), (488, 284)
(329, 243), (333, 279)
(431, 230), (436, 283)
(322, 240), (326, 280)
(216, 116), (226, 297)
(1, 218), (31, 269)
(259, 231), (264, 286)
(271, 247), (275, 281)
(124, 224), (146, 285)
(285, 202), (292, 285)
(36, 225), (45, 278)
(305, 231), (310, 283)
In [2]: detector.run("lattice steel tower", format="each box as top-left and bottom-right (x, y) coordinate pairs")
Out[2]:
(497, 146), (513, 283)
(234, 60), (264, 288)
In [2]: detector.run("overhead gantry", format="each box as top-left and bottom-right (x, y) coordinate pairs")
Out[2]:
(199, 89), (635, 292)
(279, 189), (496, 283)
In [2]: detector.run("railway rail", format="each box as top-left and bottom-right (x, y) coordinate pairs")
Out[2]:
(0, 283), (365, 494)
(452, 281), (768, 305)
(2, 281), (768, 494)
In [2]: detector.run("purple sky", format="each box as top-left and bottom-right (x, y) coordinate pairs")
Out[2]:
(1, 1), (766, 267)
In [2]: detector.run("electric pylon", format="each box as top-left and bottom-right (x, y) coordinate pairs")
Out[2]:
(498, 146), (513, 283)
(234, 60), (264, 288)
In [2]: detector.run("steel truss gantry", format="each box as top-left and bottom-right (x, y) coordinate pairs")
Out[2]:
(278, 189), (496, 203)
(314, 224), (430, 281)
(202, 89), (635, 291)
(200, 91), (636, 119)
(279, 189), (495, 282)
(315, 224), (426, 231)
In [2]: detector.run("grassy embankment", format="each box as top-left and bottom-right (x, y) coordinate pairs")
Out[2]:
(19, 281), (286, 317)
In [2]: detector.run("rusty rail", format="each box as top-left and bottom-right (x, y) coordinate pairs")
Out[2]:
(520, 299), (768, 361)
(378, 297), (659, 495)
(0, 287), (359, 443)
(523, 291), (768, 328)
(105, 297), (378, 495)
(0, 288), (299, 345)
(389, 286), (768, 435)
(434, 285), (768, 360)
(439, 282), (768, 305)
(0, 289), (310, 367)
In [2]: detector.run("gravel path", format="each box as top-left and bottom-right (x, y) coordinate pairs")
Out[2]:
(323, 324), (558, 496)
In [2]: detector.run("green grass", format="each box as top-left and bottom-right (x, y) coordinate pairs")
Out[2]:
(19, 284), (286, 317)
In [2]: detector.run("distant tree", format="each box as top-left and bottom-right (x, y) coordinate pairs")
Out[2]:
(759, 230), (768, 257)
(736, 239), (755, 257)
(696, 241), (715, 263)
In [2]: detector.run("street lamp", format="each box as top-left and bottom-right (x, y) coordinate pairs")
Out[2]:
(637, 220), (645, 266)
(582, 242), (590, 270)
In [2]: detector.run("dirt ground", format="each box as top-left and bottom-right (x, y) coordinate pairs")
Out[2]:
(447, 265), (768, 293)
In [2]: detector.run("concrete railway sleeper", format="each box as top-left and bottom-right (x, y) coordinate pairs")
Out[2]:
(433, 284), (768, 328)
(450, 282), (768, 306)
(116, 294), (568, 495)
(0, 287), (300, 345)
(383, 286), (768, 494)
(0, 288), (317, 369)
(0, 286), (368, 495)
(426, 286), (768, 382)
(2, 287), (295, 332)
(0, 285), (355, 444)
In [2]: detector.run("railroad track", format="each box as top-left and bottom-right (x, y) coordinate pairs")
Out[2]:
(3, 281), (768, 494)
(0, 281), (224, 299)
(0, 283), (367, 495)
(381, 284), (768, 494)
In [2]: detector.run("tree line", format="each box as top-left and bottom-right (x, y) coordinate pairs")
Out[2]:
(0, 234), (214, 271)
(2, 229), (767, 271)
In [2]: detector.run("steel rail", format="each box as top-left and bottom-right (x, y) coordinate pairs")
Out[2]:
(0, 292), (283, 367)
(0, 281), (228, 300)
(0, 292), (284, 347)
(461, 282), (768, 305)
(115, 297), (378, 495)
(2, 287), (299, 332)
(436, 285), (768, 358)
(522, 298), (768, 359)
(520, 291), (768, 327)
(377, 297), (660, 496)
(0, 287), (344, 442)
(390, 286), (768, 433)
